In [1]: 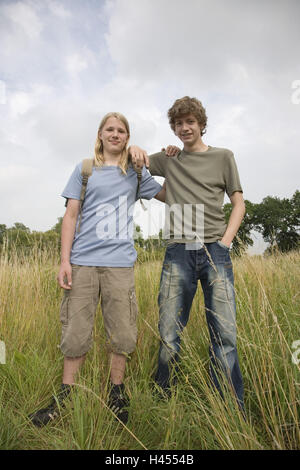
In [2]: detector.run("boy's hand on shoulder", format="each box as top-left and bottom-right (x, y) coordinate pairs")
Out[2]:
(162, 145), (181, 157)
(128, 145), (149, 168)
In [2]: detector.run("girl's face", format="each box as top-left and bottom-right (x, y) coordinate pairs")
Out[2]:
(99, 116), (129, 154)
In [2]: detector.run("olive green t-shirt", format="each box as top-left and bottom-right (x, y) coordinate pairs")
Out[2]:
(149, 146), (243, 243)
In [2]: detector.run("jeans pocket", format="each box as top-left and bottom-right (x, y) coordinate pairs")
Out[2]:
(166, 243), (180, 258)
(217, 240), (230, 250)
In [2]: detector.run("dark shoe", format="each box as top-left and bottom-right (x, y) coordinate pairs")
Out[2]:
(108, 383), (129, 425)
(29, 384), (71, 427)
(152, 381), (171, 401)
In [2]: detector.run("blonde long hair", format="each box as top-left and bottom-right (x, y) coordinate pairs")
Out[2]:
(94, 112), (130, 174)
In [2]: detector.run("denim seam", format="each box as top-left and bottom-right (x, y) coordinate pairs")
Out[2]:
(165, 262), (173, 299)
(223, 268), (236, 320)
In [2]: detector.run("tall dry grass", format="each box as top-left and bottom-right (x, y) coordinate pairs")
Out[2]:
(0, 244), (299, 450)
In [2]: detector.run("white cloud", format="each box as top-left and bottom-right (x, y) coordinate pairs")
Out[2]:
(47, 0), (71, 19)
(102, 0), (300, 206)
(10, 92), (32, 117)
(0, 164), (39, 187)
(8, 84), (53, 118)
(66, 53), (88, 75)
(2, 1), (43, 39)
(106, 0), (299, 84)
(0, 0), (299, 238)
(210, 106), (246, 143)
(65, 46), (98, 76)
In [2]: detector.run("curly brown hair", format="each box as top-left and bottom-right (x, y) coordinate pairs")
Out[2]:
(168, 96), (207, 136)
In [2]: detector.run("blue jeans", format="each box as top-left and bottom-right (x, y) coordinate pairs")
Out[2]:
(154, 242), (244, 409)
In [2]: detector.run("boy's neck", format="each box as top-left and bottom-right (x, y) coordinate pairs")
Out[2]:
(184, 139), (209, 153)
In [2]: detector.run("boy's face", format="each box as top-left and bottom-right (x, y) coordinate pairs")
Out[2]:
(174, 113), (203, 147)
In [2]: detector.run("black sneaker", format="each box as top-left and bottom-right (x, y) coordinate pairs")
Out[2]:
(152, 382), (172, 401)
(108, 383), (130, 425)
(29, 384), (71, 427)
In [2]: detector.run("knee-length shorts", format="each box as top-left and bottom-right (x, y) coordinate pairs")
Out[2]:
(59, 265), (138, 358)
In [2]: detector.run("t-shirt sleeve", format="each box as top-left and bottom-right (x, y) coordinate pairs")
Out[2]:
(224, 151), (243, 197)
(61, 163), (82, 204)
(139, 166), (162, 200)
(148, 152), (167, 177)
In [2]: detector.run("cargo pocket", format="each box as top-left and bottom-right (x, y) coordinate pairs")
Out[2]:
(60, 294), (69, 326)
(129, 288), (138, 325)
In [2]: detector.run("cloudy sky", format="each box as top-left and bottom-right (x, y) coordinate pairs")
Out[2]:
(1, 0), (299, 250)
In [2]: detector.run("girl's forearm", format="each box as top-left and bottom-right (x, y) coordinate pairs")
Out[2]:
(61, 213), (77, 263)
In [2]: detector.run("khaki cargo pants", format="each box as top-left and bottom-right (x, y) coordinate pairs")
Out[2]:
(59, 265), (138, 358)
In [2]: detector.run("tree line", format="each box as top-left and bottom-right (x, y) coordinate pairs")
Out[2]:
(0, 191), (299, 257)
(223, 190), (299, 254)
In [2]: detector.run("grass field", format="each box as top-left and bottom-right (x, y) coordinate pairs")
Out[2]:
(0, 246), (299, 450)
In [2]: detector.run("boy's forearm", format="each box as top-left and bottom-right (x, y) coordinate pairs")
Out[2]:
(221, 201), (245, 246)
(61, 213), (77, 263)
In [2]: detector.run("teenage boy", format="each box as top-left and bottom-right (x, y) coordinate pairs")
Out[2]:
(147, 96), (245, 410)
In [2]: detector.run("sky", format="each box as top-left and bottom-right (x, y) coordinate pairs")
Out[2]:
(0, 0), (299, 252)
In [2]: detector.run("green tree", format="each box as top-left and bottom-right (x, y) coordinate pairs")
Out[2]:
(11, 222), (30, 233)
(5, 223), (33, 251)
(0, 224), (7, 244)
(51, 217), (63, 234)
(253, 191), (300, 252)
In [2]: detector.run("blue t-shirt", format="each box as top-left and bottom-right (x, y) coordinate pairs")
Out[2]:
(61, 162), (162, 267)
